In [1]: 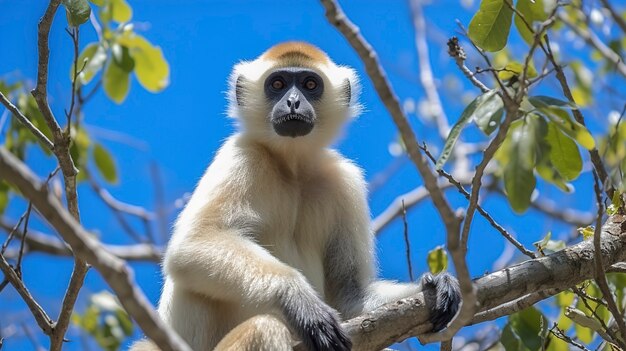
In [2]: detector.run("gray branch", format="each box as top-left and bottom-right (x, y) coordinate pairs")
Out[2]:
(337, 214), (626, 351)
(0, 147), (191, 351)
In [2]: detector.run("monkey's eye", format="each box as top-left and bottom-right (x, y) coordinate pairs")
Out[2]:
(271, 79), (285, 90)
(304, 79), (318, 90)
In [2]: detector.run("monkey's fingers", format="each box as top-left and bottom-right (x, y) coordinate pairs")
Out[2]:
(420, 272), (462, 332)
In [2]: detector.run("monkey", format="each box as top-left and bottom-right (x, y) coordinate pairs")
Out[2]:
(131, 41), (460, 351)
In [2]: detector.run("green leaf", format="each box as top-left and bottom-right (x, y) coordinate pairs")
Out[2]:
(536, 161), (570, 192)
(545, 121), (582, 181)
(528, 95), (577, 109)
(115, 309), (133, 336)
(426, 246), (448, 274)
(89, 0), (104, 5)
(0, 181), (9, 214)
(111, 0), (132, 22)
(473, 90), (505, 135)
(500, 323), (526, 351)
(72, 43), (107, 84)
(515, 0), (548, 45)
(503, 115), (547, 213)
(437, 90), (503, 168)
(578, 226), (595, 240)
(62, 0), (91, 26)
(509, 307), (546, 350)
(468, 0), (514, 52)
(111, 44), (135, 72)
(529, 98), (595, 150)
(118, 34), (170, 92)
(546, 335), (569, 351)
(498, 61), (538, 80)
(93, 143), (118, 184)
(574, 323), (595, 343)
(103, 60), (130, 104)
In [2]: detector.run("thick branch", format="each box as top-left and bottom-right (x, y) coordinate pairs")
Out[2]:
(336, 214), (626, 351)
(318, 1), (470, 342)
(0, 148), (191, 351)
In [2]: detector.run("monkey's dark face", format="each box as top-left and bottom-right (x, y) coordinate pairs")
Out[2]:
(264, 68), (324, 138)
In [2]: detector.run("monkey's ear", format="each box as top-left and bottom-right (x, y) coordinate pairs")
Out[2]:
(235, 76), (246, 106)
(342, 78), (351, 105)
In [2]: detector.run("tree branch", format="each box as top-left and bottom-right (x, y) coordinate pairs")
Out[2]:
(318, 1), (470, 342)
(0, 219), (162, 261)
(0, 253), (54, 335)
(0, 147), (191, 351)
(558, 13), (626, 79)
(336, 214), (626, 351)
(0, 92), (54, 151)
(409, 0), (450, 138)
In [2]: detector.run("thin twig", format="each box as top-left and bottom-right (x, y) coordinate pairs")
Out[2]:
(318, 1), (469, 343)
(0, 253), (53, 334)
(541, 35), (612, 197)
(409, 0), (450, 138)
(65, 26), (80, 130)
(559, 13), (626, 79)
(372, 183), (456, 235)
(86, 169), (154, 243)
(592, 172), (626, 348)
(0, 91), (53, 151)
(420, 144), (535, 258)
(598, 0), (626, 34)
(401, 200), (414, 281)
(15, 202), (33, 277)
(446, 37), (490, 93)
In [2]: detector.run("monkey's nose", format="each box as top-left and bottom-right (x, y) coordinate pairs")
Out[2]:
(287, 94), (300, 111)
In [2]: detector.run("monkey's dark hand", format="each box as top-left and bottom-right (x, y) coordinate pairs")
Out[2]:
(420, 272), (461, 332)
(281, 289), (352, 351)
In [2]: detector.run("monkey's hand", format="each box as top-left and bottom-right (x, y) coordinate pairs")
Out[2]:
(420, 272), (461, 332)
(280, 285), (352, 351)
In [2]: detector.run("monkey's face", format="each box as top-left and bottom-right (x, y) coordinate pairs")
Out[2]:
(264, 68), (324, 138)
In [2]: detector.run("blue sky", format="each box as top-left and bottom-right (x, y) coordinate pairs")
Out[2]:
(0, 0), (620, 350)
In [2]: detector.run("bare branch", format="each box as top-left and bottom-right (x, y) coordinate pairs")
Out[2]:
(409, 0), (450, 138)
(0, 91), (54, 151)
(598, 0), (626, 34)
(318, 2), (469, 343)
(372, 182), (455, 235)
(541, 35), (612, 197)
(0, 147), (191, 351)
(592, 172), (626, 348)
(336, 214), (626, 350)
(0, 219), (162, 261)
(446, 37), (490, 93)
(420, 145), (536, 258)
(471, 288), (563, 324)
(0, 253), (53, 334)
(559, 13), (626, 79)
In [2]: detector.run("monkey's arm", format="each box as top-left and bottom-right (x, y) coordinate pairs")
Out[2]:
(165, 228), (351, 351)
(323, 161), (461, 332)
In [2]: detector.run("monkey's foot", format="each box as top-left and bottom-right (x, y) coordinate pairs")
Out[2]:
(420, 272), (462, 332)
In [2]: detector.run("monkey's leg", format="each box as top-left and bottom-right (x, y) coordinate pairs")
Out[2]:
(128, 339), (158, 351)
(214, 314), (292, 351)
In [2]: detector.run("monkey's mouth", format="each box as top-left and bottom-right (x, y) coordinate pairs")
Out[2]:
(272, 113), (314, 138)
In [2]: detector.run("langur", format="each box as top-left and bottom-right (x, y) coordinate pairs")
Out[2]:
(131, 41), (460, 351)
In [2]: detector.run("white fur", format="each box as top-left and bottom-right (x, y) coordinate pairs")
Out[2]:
(131, 44), (421, 351)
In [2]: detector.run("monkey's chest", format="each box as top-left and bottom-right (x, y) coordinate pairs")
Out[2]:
(255, 184), (336, 296)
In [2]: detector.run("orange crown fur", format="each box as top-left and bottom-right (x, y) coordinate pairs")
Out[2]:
(261, 42), (329, 66)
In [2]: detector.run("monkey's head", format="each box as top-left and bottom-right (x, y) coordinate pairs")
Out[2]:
(228, 42), (361, 149)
